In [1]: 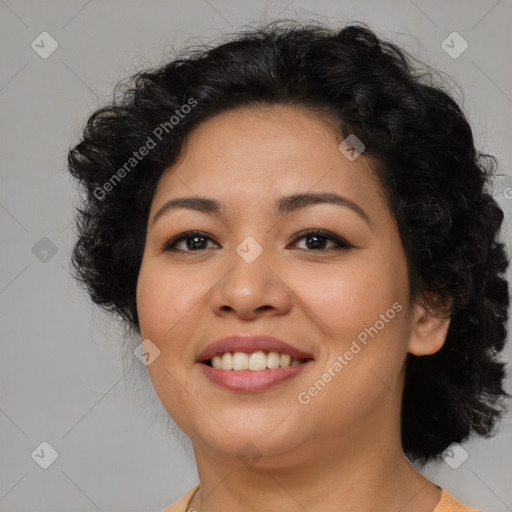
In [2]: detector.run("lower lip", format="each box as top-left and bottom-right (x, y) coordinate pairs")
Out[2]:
(199, 361), (312, 391)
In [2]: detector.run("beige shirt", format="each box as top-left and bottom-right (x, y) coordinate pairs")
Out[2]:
(163, 484), (481, 512)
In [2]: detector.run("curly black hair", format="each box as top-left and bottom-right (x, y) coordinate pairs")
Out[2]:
(67, 19), (510, 464)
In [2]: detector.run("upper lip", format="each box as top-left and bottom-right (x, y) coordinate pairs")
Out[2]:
(197, 335), (314, 363)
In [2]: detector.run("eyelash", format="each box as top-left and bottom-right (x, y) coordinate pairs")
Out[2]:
(162, 229), (353, 253)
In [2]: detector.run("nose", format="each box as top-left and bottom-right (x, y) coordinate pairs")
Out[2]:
(209, 250), (293, 320)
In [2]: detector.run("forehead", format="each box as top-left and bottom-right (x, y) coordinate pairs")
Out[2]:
(179, 104), (342, 167)
(151, 105), (388, 219)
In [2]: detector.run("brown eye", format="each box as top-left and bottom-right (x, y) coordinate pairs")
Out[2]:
(163, 231), (219, 252)
(162, 229), (353, 253)
(289, 229), (353, 251)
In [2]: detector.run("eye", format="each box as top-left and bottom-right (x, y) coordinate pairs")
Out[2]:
(162, 229), (353, 253)
(162, 231), (219, 252)
(288, 229), (353, 251)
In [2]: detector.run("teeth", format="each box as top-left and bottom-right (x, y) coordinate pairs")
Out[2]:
(267, 352), (280, 369)
(220, 352), (233, 371)
(233, 352), (249, 370)
(280, 354), (291, 367)
(249, 351), (267, 371)
(210, 351), (305, 371)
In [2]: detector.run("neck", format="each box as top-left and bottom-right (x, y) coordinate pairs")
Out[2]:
(188, 416), (441, 512)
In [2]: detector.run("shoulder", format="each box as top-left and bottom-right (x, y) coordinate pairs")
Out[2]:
(162, 484), (200, 512)
(162, 486), (480, 512)
(434, 489), (481, 512)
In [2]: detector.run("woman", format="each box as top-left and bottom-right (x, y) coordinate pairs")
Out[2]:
(67, 19), (509, 512)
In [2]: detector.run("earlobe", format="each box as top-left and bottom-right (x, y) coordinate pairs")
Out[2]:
(407, 296), (452, 356)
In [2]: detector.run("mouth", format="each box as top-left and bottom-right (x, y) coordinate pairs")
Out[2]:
(197, 335), (315, 391)
(200, 351), (313, 371)
(197, 334), (314, 366)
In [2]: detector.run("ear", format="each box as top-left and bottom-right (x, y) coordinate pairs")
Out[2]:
(408, 294), (452, 356)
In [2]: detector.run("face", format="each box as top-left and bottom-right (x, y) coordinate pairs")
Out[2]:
(136, 105), (424, 466)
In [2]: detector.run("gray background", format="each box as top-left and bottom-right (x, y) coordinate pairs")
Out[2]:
(1, 0), (511, 511)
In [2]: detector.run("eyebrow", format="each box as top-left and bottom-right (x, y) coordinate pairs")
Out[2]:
(152, 192), (371, 226)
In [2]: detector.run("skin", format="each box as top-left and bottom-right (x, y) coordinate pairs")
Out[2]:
(136, 105), (451, 512)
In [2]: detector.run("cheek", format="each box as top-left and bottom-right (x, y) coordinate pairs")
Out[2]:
(135, 260), (197, 403)
(296, 248), (411, 403)
(294, 262), (410, 426)
(136, 261), (200, 424)
(297, 255), (409, 345)
(136, 259), (203, 342)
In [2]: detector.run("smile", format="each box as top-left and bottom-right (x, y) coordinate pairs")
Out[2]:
(199, 353), (313, 392)
(207, 350), (308, 371)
